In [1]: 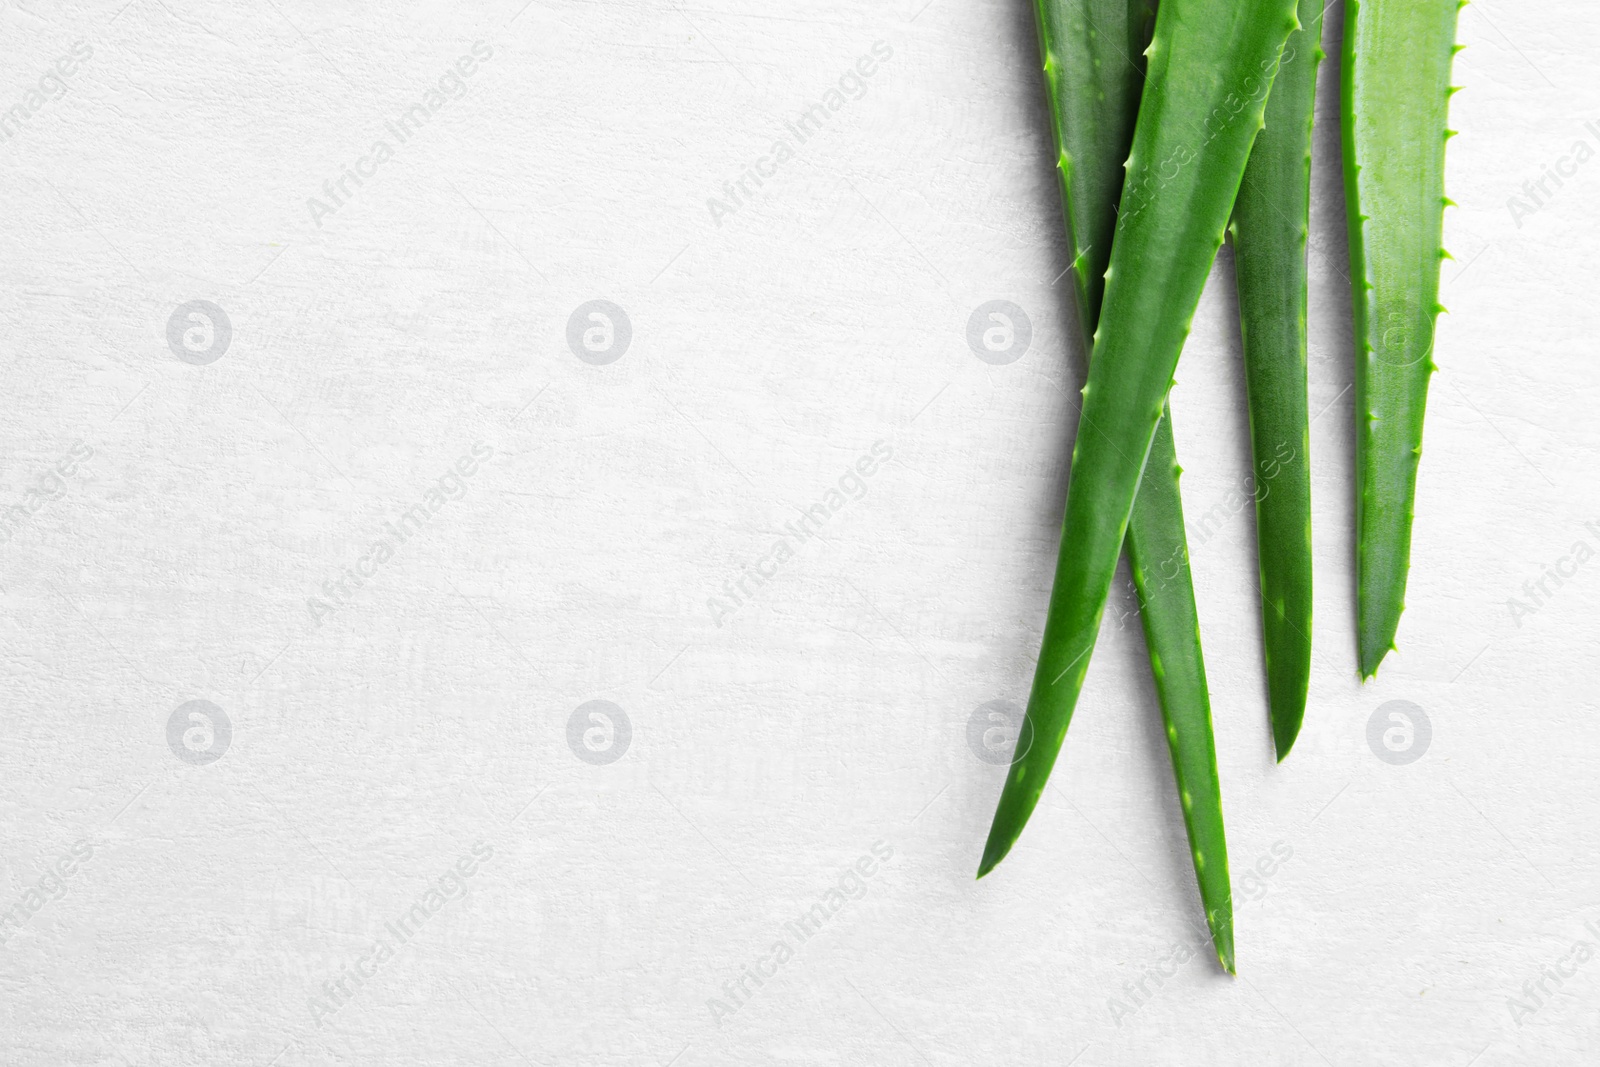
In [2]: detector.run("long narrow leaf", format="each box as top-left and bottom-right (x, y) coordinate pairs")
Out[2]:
(1230, 0), (1325, 756)
(1343, 0), (1462, 677)
(980, 0), (1300, 910)
(1021, 0), (1234, 971)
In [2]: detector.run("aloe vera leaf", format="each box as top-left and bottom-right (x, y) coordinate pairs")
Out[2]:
(1041, 0), (1150, 337)
(980, 0), (1300, 884)
(1027, 0), (1234, 971)
(1229, 0), (1324, 756)
(1343, 0), (1461, 678)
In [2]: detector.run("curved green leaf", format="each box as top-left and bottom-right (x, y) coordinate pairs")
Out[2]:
(1021, 0), (1234, 972)
(1230, 0), (1325, 756)
(1343, 0), (1462, 677)
(980, 0), (1299, 913)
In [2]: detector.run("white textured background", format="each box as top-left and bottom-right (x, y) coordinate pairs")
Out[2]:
(1, 1), (1596, 1064)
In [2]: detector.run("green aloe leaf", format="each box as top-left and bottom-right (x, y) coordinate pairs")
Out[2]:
(1229, 0), (1325, 756)
(979, 0), (1300, 937)
(1342, 0), (1463, 677)
(1020, 0), (1234, 971)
